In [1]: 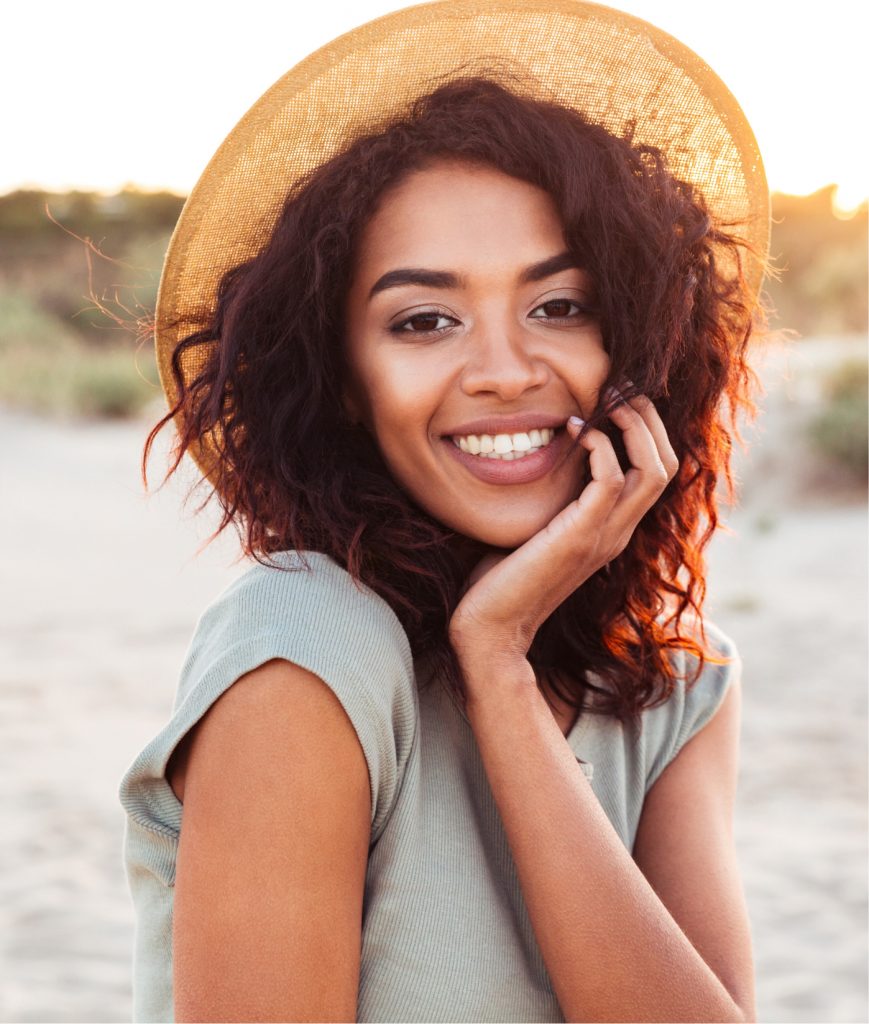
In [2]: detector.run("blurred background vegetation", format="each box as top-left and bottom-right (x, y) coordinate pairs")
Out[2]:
(0, 185), (866, 479)
(0, 189), (180, 419)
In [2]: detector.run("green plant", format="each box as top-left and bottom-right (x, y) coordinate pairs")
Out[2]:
(807, 357), (869, 481)
(0, 289), (80, 353)
(65, 348), (160, 418)
(0, 289), (159, 419)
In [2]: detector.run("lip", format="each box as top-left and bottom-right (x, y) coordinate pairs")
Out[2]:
(442, 427), (576, 485)
(441, 412), (571, 438)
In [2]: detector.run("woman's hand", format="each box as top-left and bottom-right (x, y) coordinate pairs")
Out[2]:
(448, 389), (679, 683)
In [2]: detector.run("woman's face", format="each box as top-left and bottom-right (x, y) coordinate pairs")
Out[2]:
(344, 159), (611, 549)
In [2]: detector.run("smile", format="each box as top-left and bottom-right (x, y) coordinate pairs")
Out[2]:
(451, 427), (557, 460)
(442, 426), (573, 485)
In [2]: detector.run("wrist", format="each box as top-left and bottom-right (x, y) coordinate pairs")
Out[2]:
(459, 654), (537, 706)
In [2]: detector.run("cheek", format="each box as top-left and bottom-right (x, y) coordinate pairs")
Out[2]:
(564, 347), (611, 414)
(350, 354), (438, 452)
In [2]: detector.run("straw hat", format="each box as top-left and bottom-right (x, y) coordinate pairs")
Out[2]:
(156, 0), (768, 451)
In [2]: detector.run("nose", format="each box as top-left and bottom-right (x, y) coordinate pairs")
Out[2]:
(459, 321), (548, 401)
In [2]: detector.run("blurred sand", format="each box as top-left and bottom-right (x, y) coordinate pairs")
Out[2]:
(0, 336), (866, 1023)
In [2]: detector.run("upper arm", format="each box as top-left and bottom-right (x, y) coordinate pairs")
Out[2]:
(171, 658), (371, 1023)
(632, 672), (756, 1022)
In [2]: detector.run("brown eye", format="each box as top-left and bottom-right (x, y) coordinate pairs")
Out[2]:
(536, 299), (580, 318)
(529, 298), (595, 322)
(392, 311), (457, 334)
(407, 314), (443, 331)
(543, 299), (574, 317)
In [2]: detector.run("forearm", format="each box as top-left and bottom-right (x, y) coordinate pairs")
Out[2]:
(463, 666), (746, 1024)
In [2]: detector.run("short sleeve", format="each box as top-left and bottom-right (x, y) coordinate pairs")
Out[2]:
(642, 620), (741, 794)
(118, 550), (418, 885)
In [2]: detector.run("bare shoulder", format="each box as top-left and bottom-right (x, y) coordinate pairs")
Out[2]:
(171, 658), (371, 1022)
(633, 672), (755, 1020)
(167, 657), (369, 805)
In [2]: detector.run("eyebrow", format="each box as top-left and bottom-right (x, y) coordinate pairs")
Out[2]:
(367, 251), (581, 300)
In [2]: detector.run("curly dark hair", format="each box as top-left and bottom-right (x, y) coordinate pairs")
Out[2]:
(146, 76), (763, 727)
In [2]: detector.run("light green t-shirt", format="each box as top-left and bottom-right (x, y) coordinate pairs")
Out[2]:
(118, 550), (738, 1022)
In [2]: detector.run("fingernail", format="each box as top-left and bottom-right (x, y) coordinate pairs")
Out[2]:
(568, 415), (585, 429)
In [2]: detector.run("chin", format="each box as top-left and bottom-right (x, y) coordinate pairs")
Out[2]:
(455, 510), (561, 551)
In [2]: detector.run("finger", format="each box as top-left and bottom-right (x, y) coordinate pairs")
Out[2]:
(604, 396), (670, 506)
(618, 388), (679, 479)
(479, 419), (625, 616)
(565, 416), (625, 522)
(464, 422), (631, 625)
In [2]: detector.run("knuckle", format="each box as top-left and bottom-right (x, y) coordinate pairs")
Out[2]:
(651, 461), (670, 487)
(615, 400), (641, 420)
(558, 504), (586, 533)
(608, 537), (629, 560)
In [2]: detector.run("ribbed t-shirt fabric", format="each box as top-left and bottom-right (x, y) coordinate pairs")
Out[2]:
(118, 551), (739, 1023)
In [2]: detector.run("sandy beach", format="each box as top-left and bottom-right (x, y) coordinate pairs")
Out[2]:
(0, 336), (866, 1023)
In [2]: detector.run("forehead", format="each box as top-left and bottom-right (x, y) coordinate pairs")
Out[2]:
(355, 160), (566, 275)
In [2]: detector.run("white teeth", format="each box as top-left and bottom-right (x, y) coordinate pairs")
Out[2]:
(451, 426), (558, 459)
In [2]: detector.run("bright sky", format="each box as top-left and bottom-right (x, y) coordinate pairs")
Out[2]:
(7, 0), (867, 210)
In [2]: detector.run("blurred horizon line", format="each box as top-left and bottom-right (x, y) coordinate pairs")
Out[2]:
(1, 181), (867, 220)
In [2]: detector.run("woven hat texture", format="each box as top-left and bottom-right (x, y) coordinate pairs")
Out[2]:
(156, 0), (769, 456)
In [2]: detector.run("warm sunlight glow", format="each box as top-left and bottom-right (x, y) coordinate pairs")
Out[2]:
(5, 1), (867, 207)
(833, 185), (868, 217)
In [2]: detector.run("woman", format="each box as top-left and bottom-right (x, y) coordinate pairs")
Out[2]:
(119, 3), (768, 1021)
